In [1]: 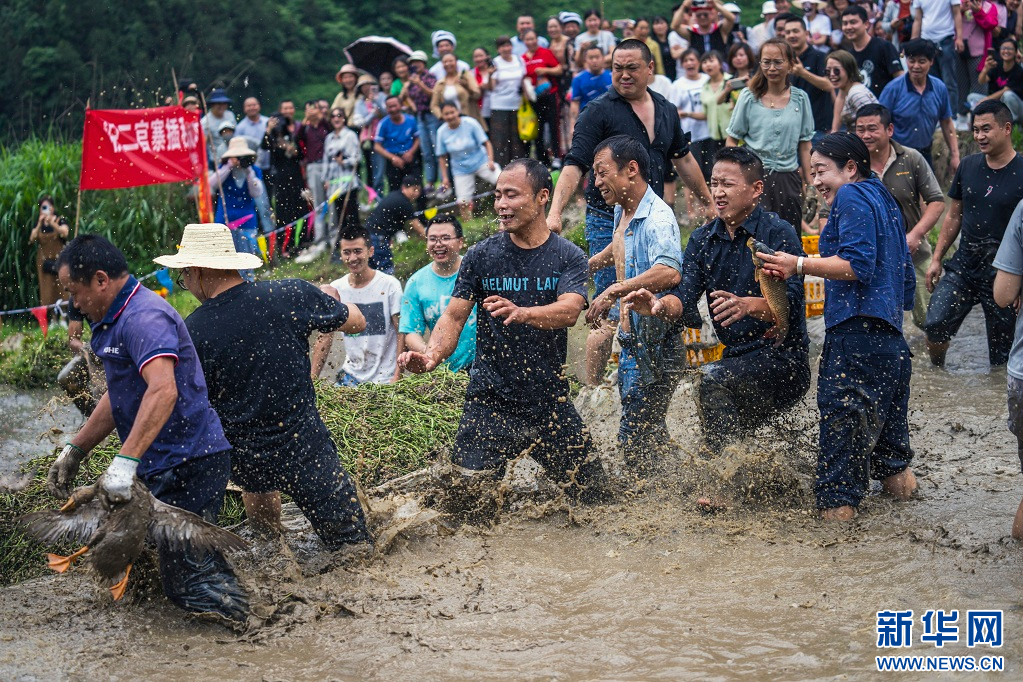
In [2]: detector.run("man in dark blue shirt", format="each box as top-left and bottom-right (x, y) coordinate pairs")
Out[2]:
(400, 159), (606, 504)
(48, 234), (247, 621)
(625, 147), (810, 460)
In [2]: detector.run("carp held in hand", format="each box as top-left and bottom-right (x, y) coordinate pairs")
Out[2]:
(747, 238), (789, 346)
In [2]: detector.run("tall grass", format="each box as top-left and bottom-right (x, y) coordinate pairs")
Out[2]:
(0, 139), (195, 310)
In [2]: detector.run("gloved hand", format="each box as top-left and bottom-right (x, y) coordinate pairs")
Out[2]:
(99, 455), (140, 504)
(47, 443), (89, 499)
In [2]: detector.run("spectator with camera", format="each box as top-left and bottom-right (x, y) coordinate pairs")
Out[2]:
(28, 195), (70, 307)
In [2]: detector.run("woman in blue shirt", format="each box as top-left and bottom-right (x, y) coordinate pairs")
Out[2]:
(758, 133), (917, 521)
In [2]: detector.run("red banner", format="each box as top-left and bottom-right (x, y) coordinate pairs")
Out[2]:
(80, 106), (205, 190)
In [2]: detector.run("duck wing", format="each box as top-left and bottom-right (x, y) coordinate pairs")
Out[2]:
(17, 499), (106, 546)
(147, 496), (248, 553)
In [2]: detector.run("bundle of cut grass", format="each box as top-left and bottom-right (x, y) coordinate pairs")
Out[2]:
(0, 329), (69, 389)
(319, 369), (468, 487)
(0, 370), (468, 585)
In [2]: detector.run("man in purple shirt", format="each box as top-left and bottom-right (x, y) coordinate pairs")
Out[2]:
(47, 234), (248, 622)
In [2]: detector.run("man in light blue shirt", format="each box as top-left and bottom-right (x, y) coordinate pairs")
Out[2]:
(399, 215), (477, 372)
(584, 135), (683, 465)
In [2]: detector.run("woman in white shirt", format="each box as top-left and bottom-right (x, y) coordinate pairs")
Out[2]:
(488, 35), (528, 166)
(574, 9), (617, 69)
(674, 48), (712, 214)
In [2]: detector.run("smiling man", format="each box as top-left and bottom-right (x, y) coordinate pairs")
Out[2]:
(585, 135), (683, 464)
(399, 214), (477, 373)
(549, 37), (712, 388)
(624, 147), (810, 485)
(399, 159), (607, 503)
(925, 100), (1023, 367)
(48, 234), (248, 621)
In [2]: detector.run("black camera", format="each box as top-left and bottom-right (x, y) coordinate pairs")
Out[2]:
(237, 155), (255, 168)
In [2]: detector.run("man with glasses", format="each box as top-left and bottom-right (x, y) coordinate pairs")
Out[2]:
(879, 38), (959, 171)
(160, 224), (373, 556)
(548, 38), (711, 388)
(399, 215), (477, 372)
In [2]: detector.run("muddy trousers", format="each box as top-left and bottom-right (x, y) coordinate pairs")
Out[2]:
(924, 261), (1016, 365)
(142, 451), (249, 621)
(452, 394), (603, 499)
(57, 354), (96, 417)
(697, 345), (811, 453)
(618, 330), (683, 450)
(816, 318), (913, 509)
(230, 438), (371, 550)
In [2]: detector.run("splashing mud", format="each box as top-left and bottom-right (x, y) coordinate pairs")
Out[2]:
(2, 310), (1022, 679)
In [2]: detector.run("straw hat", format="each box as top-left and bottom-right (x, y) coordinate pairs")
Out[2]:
(220, 136), (256, 161)
(154, 224), (263, 270)
(356, 74), (378, 91)
(335, 63), (359, 84)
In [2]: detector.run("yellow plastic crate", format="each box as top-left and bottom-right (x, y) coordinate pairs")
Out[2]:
(805, 276), (825, 318)
(801, 235), (819, 255)
(683, 327), (725, 367)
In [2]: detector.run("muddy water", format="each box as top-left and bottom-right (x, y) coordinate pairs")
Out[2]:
(2, 310), (1022, 680)
(0, 386), (80, 475)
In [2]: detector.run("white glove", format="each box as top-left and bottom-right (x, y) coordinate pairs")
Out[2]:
(101, 455), (140, 504)
(47, 443), (89, 498)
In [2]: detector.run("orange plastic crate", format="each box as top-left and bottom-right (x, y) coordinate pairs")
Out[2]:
(683, 327), (725, 367)
(801, 235), (819, 255)
(804, 276), (825, 318)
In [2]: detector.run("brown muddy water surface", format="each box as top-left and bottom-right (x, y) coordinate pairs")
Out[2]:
(1, 310), (1021, 680)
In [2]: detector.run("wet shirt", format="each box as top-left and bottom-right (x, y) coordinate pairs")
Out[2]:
(452, 231), (588, 403)
(819, 178), (915, 331)
(948, 152), (1023, 277)
(992, 199), (1023, 380)
(676, 206), (809, 356)
(564, 87), (691, 215)
(400, 262), (478, 372)
(89, 277), (229, 477)
(185, 279), (349, 458)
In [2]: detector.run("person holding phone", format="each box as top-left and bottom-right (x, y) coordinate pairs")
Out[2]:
(28, 195), (69, 306)
(971, 36), (1023, 122)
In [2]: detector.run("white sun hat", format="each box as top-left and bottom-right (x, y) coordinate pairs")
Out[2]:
(153, 223), (263, 270)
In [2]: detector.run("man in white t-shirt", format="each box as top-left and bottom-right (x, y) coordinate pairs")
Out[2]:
(313, 229), (403, 385)
(911, 0), (964, 116)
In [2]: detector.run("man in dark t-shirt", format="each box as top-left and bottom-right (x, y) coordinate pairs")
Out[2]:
(841, 6), (904, 98)
(361, 176), (426, 274)
(781, 15), (835, 140)
(925, 100), (1023, 366)
(156, 224), (372, 551)
(400, 159), (606, 503)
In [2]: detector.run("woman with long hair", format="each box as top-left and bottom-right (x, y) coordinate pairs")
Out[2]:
(650, 16), (679, 80)
(827, 49), (878, 131)
(430, 53), (483, 128)
(718, 42), (756, 105)
(489, 35), (528, 166)
(472, 47), (494, 129)
(726, 38), (814, 231)
(758, 133), (917, 521)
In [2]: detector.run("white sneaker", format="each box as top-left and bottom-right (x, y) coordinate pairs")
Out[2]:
(294, 241), (326, 264)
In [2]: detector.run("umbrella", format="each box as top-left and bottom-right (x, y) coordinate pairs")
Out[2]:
(343, 36), (414, 78)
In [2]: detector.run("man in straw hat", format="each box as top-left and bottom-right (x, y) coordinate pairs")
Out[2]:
(155, 224), (374, 553)
(210, 136), (266, 281)
(49, 234), (249, 621)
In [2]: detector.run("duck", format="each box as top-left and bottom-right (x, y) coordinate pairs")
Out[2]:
(18, 478), (247, 601)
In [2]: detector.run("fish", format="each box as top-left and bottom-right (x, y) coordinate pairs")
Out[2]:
(746, 238), (789, 345)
